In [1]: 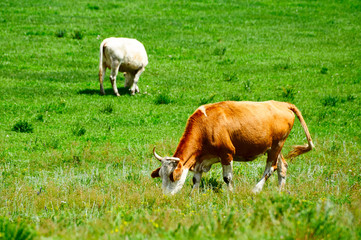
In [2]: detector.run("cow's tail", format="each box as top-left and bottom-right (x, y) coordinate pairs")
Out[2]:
(286, 104), (315, 159)
(99, 40), (106, 81)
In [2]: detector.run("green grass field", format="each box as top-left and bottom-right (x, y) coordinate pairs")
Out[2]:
(1, 0), (360, 239)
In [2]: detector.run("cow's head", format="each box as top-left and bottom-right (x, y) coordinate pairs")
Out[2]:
(151, 148), (189, 195)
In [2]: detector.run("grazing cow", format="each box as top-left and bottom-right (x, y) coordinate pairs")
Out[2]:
(99, 37), (148, 96)
(151, 101), (314, 195)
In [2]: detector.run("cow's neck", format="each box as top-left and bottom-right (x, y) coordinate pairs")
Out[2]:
(173, 131), (200, 169)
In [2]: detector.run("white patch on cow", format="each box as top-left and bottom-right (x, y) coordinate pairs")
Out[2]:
(222, 162), (233, 191)
(198, 106), (207, 117)
(194, 158), (219, 172)
(222, 162), (233, 179)
(252, 178), (265, 194)
(310, 141), (315, 149)
(161, 168), (189, 195)
(278, 176), (286, 190)
(252, 161), (274, 194)
(157, 157), (189, 195)
(277, 155), (287, 190)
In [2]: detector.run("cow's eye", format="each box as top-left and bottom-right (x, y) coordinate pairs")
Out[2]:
(169, 173), (175, 182)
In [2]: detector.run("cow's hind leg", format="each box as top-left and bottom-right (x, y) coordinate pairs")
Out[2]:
(99, 63), (106, 95)
(124, 72), (133, 88)
(110, 61), (121, 97)
(252, 161), (274, 194)
(130, 67), (145, 95)
(253, 141), (285, 194)
(277, 154), (288, 191)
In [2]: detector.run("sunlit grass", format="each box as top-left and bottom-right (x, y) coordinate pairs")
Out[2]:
(0, 0), (360, 238)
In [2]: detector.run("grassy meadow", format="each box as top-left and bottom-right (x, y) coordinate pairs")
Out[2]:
(0, 0), (361, 239)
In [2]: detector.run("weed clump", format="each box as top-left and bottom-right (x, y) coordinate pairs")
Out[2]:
(72, 124), (86, 136)
(346, 94), (355, 102)
(40, 100), (66, 114)
(72, 30), (83, 40)
(281, 86), (296, 101)
(243, 79), (252, 92)
(55, 29), (66, 38)
(45, 138), (60, 149)
(87, 4), (99, 10)
(321, 96), (338, 107)
(0, 217), (36, 240)
(154, 93), (172, 105)
(223, 72), (238, 82)
(201, 176), (223, 192)
(320, 67), (328, 74)
(214, 46), (227, 56)
(12, 120), (33, 133)
(274, 63), (291, 71)
(101, 103), (114, 114)
(36, 114), (44, 122)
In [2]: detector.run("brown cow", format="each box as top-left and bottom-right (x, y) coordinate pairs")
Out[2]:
(151, 101), (314, 195)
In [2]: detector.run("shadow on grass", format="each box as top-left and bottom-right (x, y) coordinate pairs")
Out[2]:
(77, 87), (130, 96)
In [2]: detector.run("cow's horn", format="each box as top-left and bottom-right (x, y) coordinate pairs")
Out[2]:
(153, 147), (163, 161)
(167, 157), (180, 162)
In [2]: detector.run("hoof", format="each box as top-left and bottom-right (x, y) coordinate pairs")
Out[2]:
(252, 187), (262, 194)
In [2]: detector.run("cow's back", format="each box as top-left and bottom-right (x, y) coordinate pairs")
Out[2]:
(193, 101), (295, 158)
(102, 37), (148, 70)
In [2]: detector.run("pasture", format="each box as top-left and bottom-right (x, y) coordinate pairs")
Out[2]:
(0, 0), (360, 239)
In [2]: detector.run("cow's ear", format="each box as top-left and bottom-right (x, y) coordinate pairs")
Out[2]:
(151, 167), (161, 178)
(171, 162), (183, 182)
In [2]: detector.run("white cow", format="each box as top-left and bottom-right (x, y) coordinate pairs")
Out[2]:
(99, 37), (148, 96)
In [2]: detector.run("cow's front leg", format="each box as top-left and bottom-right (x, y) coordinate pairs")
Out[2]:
(220, 151), (235, 192)
(222, 161), (234, 192)
(191, 171), (203, 194)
